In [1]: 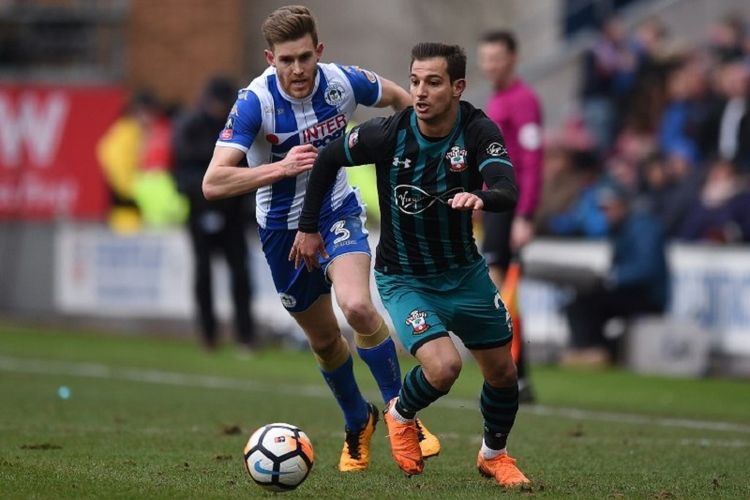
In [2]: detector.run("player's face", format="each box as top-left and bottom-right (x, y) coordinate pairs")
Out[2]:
(265, 34), (324, 99)
(477, 42), (516, 89)
(409, 58), (465, 124)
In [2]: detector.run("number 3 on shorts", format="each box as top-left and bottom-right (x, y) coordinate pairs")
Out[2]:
(330, 220), (351, 245)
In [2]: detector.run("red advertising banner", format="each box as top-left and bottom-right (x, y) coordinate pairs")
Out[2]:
(0, 85), (125, 220)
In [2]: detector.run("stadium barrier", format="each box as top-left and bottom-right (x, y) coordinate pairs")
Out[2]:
(0, 222), (737, 375)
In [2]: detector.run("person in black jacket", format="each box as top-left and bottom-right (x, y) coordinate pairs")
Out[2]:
(697, 59), (750, 174)
(173, 76), (256, 351)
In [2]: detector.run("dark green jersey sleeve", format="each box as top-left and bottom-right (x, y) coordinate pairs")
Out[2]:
(298, 117), (390, 233)
(467, 115), (518, 212)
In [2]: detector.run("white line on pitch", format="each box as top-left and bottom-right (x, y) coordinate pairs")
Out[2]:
(1, 355), (749, 435)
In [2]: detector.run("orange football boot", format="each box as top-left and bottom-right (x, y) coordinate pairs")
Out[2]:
(383, 398), (424, 476)
(339, 403), (378, 472)
(477, 451), (530, 487)
(415, 418), (440, 458)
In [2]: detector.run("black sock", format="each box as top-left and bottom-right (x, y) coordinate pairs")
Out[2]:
(480, 381), (519, 450)
(395, 366), (447, 419)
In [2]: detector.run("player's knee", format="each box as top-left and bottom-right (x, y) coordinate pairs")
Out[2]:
(337, 297), (377, 332)
(484, 357), (517, 388)
(308, 331), (343, 358)
(423, 357), (462, 391)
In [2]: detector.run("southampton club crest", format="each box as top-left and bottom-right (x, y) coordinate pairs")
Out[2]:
(405, 309), (430, 335)
(445, 145), (468, 172)
(324, 81), (345, 107)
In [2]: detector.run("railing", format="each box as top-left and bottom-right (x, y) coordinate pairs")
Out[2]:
(0, 0), (128, 83)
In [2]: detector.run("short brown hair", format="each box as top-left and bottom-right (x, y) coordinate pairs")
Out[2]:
(410, 42), (466, 82)
(261, 5), (318, 48)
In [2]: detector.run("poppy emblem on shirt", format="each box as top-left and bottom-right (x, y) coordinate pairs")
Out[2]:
(445, 145), (468, 172)
(405, 309), (430, 335)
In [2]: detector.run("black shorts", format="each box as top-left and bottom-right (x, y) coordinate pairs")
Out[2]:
(481, 211), (513, 270)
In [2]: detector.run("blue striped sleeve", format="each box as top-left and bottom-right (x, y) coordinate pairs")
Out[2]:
(216, 89), (262, 149)
(337, 64), (381, 106)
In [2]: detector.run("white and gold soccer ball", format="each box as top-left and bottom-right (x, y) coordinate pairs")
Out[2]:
(243, 423), (314, 492)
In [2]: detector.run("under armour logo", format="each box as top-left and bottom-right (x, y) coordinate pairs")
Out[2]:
(392, 156), (412, 169)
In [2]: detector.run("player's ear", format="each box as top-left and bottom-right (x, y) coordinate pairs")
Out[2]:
(315, 43), (324, 61)
(264, 49), (275, 67)
(452, 78), (466, 98)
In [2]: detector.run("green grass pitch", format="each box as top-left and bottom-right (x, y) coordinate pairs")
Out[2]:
(1, 323), (749, 498)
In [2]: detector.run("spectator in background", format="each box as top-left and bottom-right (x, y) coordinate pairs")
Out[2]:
(562, 182), (669, 367)
(615, 17), (671, 146)
(132, 98), (187, 228)
(96, 91), (158, 233)
(97, 90), (186, 233)
(698, 59), (750, 174)
(706, 13), (747, 63)
(477, 30), (543, 402)
(658, 56), (703, 169)
(544, 150), (609, 238)
(172, 76), (256, 351)
(578, 17), (629, 155)
(677, 159), (750, 243)
(534, 145), (583, 229)
(638, 151), (702, 236)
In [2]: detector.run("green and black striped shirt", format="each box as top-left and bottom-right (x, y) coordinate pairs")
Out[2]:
(300, 101), (518, 276)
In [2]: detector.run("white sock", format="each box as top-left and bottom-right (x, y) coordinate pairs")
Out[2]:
(389, 399), (415, 423)
(481, 440), (506, 459)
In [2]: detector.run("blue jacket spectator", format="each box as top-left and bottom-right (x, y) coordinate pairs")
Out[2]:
(607, 209), (670, 309)
(548, 183), (609, 238)
(562, 182), (670, 366)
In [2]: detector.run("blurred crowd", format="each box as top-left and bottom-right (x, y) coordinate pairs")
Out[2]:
(94, 11), (750, 247)
(537, 12), (750, 245)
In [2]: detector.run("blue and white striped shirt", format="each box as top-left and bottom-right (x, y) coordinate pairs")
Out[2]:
(216, 62), (382, 230)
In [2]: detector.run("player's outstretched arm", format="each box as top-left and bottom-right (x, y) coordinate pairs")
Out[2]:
(289, 135), (351, 271)
(202, 144), (318, 200)
(297, 134), (361, 233)
(471, 161), (518, 213)
(376, 77), (411, 111)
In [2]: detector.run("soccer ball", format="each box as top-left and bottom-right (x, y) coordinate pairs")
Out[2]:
(243, 423), (314, 492)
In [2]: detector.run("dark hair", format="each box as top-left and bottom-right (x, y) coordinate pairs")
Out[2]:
(410, 42), (466, 82)
(479, 30), (517, 54)
(261, 5), (318, 48)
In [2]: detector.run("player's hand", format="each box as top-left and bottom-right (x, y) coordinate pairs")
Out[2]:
(281, 144), (318, 177)
(289, 231), (329, 272)
(511, 216), (535, 251)
(448, 192), (484, 211)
